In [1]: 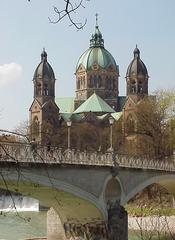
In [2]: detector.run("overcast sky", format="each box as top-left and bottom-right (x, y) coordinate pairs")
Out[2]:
(0, 0), (175, 130)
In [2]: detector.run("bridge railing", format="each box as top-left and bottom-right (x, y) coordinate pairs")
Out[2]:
(0, 142), (174, 172)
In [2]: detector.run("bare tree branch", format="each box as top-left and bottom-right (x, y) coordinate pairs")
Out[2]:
(48, 0), (88, 30)
(28, 0), (89, 30)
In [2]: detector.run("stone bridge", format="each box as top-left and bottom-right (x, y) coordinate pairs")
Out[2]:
(0, 142), (175, 240)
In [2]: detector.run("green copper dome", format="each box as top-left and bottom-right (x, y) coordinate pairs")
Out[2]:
(76, 25), (118, 71)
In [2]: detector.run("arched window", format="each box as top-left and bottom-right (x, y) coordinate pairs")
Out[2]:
(36, 83), (41, 95)
(90, 75), (100, 88)
(108, 78), (113, 89)
(105, 76), (109, 88)
(112, 77), (116, 89)
(77, 78), (80, 89)
(80, 77), (83, 89)
(44, 84), (49, 96)
(83, 76), (85, 88)
(138, 86), (143, 93)
(130, 80), (136, 94)
(94, 75), (97, 88)
(33, 116), (39, 136)
(98, 76), (102, 88)
(138, 81), (143, 93)
(126, 115), (135, 134)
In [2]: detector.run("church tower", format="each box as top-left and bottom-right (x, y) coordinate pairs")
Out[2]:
(123, 47), (149, 156)
(124, 46), (149, 126)
(75, 16), (119, 110)
(29, 49), (60, 144)
(33, 49), (55, 104)
(126, 46), (149, 99)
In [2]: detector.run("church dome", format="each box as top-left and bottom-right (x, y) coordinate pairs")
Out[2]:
(76, 25), (118, 72)
(33, 49), (55, 80)
(126, 46), (148, 77)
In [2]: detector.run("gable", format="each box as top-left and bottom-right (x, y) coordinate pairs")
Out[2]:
(82, 112), (98, 122)
(74, 93), (115, 114)
(29, 99), (41, 112)
(77, 64), (86, 73)
(41, 99), (60, 112)
(123, 96), (137, 111)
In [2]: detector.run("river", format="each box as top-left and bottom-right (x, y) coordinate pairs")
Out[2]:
(0, 212), (172, 240)
(0, 212), (46, 240)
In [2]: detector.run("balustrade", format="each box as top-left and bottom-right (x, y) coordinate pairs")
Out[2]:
(0, 142), (174, 172)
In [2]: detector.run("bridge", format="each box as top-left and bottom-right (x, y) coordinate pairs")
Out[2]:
(0, 142), (175, 240)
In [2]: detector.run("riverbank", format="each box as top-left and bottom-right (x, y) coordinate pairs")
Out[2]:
(26, 216), (175, 240)
(128, 216), (175, 233)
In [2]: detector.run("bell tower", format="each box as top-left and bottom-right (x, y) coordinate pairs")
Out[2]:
(126, 46), (149, 98)
(33, 48), (55, 105)
(29, 49), (60, 144)
(123, 47), (150, 156)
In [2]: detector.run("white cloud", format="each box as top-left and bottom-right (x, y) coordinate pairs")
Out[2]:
(0, 63), (22, 86)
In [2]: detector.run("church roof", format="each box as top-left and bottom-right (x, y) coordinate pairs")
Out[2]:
(126, 46), (148, 77)
(118, 96), (126, 111)
(76, 47), (118, 71)
(33, 49), (55, 80)
(55, 97), (75, 113)
(73, 93), (116, 114)
(111, 112), (123, 121)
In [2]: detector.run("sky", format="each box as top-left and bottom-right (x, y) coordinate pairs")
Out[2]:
(0, 0), (175, 130)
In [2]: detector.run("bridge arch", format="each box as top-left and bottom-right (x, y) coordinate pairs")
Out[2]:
(123, 174), (175, 205)
(101, 175), (123, 206)
(0, 168), (107, 223)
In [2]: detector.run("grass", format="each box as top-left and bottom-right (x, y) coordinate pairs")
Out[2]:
(125, 205), (175, 217)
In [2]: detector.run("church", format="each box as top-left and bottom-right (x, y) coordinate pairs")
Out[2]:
(29, 19), (149, 153)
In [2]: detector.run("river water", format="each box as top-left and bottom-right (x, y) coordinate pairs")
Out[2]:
(0, 212), (46, 240)
(0, 212), (170, 240)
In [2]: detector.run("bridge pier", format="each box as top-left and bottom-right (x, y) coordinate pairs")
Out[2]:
(47, 208), (66, 240)
(107, 201), (128, 240)
(63, 222), (108, 240)
(47, 208), (108, 240)
(47, 203), (128, 240)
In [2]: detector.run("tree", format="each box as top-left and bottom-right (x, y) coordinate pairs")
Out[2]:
(135, 90), (175, 159)
(41, 118), (123, 152)
(127, 183), (175, 240)
(14, 120), (29, 140)
(28, 0), (90, 30)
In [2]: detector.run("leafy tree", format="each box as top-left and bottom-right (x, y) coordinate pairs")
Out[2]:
(135, 90), (175, 159)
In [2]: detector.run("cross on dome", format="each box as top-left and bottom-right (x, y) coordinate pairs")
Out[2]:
(41, 48), (47, 62)
(95, 13), (98, 26)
